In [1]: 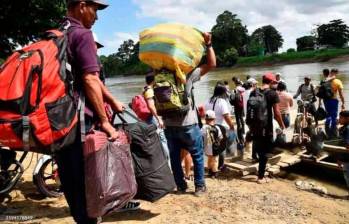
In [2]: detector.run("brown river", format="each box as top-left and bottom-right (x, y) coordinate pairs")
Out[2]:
(106, 61), (349, 109)
(106, 61), (349, 195)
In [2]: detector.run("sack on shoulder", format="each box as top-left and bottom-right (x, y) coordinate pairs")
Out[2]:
(153, 70), (191, 117)
(0, 27), (77, 154)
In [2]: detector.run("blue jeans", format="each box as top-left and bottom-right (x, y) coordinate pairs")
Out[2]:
(282, 113), (290, 128)
(165, 125), (205, 189)
(343, 163), (349, 189)
(147, 116), (170, 165)
(324, 99), (339, 137)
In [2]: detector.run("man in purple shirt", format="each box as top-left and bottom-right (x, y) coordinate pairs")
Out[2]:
(55, 1), (127, 223)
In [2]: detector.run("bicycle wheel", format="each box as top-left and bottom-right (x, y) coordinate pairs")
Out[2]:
(33, 158), (63, 198)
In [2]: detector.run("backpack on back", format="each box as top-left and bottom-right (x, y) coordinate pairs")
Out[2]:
(0, 27), (77, 154)
(229, 89), (243, 110)
(246, 88), (268, 137)
(131, 92), (152, 121)
(316, 79), (334, 100)
(153, 70), (191, 117)
(207, 124), (227, 156)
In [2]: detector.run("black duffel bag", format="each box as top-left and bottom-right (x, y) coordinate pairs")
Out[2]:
(115, 111), (175, 202)
(315, 105), (328, 121)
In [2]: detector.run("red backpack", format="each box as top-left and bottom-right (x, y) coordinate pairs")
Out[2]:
(0, 27), (78, 154)
(131, 93), (152, 122)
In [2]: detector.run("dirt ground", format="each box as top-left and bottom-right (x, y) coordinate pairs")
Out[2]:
(1, 154), (349, 224)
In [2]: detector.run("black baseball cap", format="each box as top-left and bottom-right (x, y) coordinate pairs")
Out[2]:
(67, 0), (109, 10)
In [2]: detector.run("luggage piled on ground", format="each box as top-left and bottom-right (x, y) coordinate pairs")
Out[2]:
(139, 23), (205, 84)
(116, 111), (176, 202)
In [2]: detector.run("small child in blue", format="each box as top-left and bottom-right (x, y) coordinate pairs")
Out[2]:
(338, 110), (349, 194)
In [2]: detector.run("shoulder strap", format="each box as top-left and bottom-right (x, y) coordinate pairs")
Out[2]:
(213, 98), (218, 111)
(310, 84), (315, 96)
(300, 83), (305, 90)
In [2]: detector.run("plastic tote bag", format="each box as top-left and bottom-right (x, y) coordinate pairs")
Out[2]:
(83, 129), (137, 218)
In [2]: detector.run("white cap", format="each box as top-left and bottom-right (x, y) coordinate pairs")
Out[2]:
(205, 110), (216, 119)
(247, 78), (258, 84)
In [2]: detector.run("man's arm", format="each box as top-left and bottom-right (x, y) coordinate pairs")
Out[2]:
(289, 94), (294, 108)
(273, 103), (286, 130)
(83, 73), (119, 140)
(99, 80), (124, 112)
(223, 114), (235, 130)
(146, 98), (164, 128)
(293, 86), (301, 99)
(199, 33), (216, 76)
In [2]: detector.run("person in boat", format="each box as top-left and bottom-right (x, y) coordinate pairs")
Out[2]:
(338, 110), (349, 194)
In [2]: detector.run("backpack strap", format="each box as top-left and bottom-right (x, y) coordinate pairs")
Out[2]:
(78, 92), (86, 143)
(208, 124), (218, 144)
(213, 98), (218, 111)
(22, 116), (30, 151)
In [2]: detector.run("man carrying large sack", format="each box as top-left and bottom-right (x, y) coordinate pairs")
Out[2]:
(162, 33), (216, 196)
(56, 1), (126, 223)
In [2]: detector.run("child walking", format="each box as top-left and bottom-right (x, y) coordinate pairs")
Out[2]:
(202, 110), (225, 178)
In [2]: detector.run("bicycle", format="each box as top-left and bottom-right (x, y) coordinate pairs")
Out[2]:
(0, 146), (62, 198)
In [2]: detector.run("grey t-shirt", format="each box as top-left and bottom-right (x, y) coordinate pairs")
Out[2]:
(163, 68), (201, 127)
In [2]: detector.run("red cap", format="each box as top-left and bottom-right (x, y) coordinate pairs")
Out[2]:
(263, 72), (277, 83)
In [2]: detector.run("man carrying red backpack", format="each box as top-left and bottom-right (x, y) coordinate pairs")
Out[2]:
(57, 1), (127, 223)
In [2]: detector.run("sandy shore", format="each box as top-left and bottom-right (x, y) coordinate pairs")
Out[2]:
(1, 153), (349, 224)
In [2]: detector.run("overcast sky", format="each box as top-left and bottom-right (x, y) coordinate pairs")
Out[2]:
(95, 0), (349, 55)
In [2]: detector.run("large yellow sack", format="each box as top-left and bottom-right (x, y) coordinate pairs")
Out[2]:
(139, 23), (205, 83)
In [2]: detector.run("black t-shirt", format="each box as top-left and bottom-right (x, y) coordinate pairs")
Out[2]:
(337, 125), (349, 162)
(261, 88), (280, 137)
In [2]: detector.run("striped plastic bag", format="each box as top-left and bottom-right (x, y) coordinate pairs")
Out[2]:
(139, 23), (205, 83)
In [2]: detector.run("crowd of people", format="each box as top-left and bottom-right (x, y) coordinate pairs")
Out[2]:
(2, 0), (346, 223)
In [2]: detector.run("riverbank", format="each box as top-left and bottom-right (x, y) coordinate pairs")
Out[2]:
(235, 48), (349, 68)
(1, 151), (349, 224)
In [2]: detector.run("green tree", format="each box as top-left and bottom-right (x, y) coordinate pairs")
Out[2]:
(251, 25), (283, 54)
(211, 10), (248, 63)
(296, 36), (316, 51)
(0, 0), (66, 58)
(246, 38), (265, 56)
(316, 19), (349, 48)
(100, 40), (149, 76)
(116, 39), (136, 64)
(218, 47), (238, 66)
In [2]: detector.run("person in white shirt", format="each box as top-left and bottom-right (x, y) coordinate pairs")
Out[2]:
(205, 82), (235, 169)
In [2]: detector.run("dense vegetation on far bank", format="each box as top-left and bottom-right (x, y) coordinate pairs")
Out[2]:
(236, 48), (349, 67)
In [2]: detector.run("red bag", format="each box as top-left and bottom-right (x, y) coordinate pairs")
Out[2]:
(84, 129), (137, 218)
(131, 94), (152, 121)
(0, 28), (77, 154)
